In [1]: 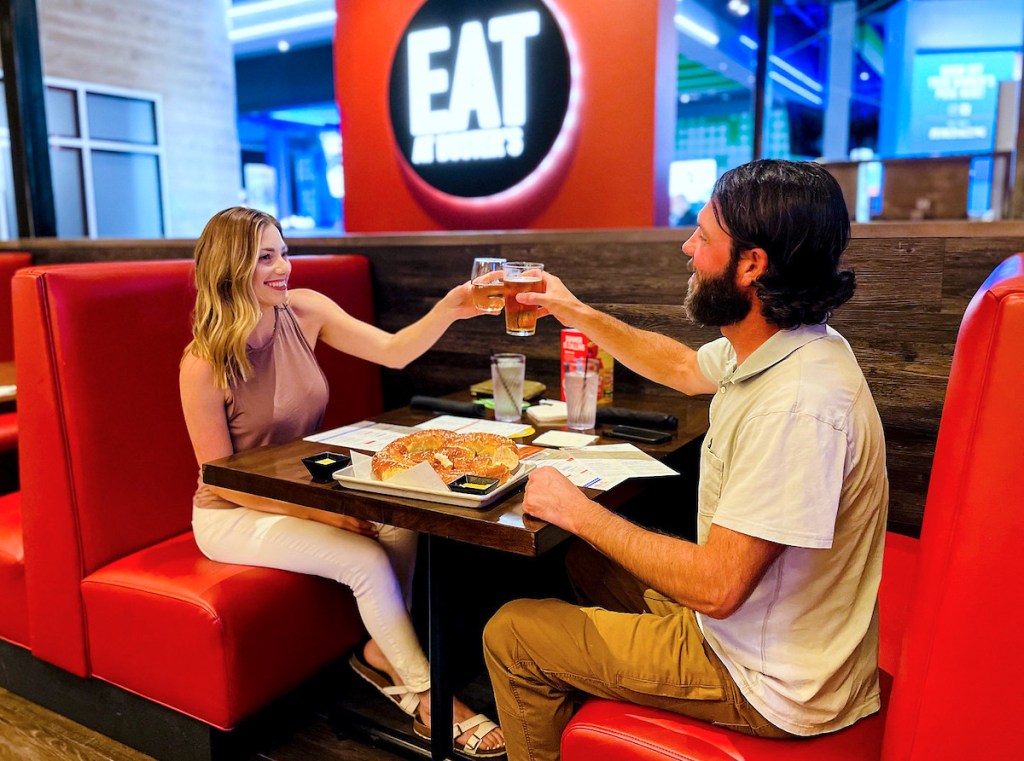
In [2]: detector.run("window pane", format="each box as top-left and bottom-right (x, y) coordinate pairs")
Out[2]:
(46, 87), (79, 137)
(670, 3), (757, 226)
(86, 93), (156, 144)
(764, 0), (829, 161)
(92, 151), (163, 237)
(0, 82), (17, 239)
(50, 147), (86, 237)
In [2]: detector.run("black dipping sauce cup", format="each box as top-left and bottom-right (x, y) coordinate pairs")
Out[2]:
(301, 452), (351, 482)
(448, 474), (500, 495)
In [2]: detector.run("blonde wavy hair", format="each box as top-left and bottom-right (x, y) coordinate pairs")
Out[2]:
(184, 207), (283, 389)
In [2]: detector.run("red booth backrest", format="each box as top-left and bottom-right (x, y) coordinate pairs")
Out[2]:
(293, 258), (384, 428)
(14, 256), (382, 675)
(882, 254), (1024, 760)
(0, 252), (32, 362)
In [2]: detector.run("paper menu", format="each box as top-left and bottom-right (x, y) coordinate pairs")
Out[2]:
(523, 443), (678, 491)
(303, 421), (419, 451)
(413, 414), (532, 437)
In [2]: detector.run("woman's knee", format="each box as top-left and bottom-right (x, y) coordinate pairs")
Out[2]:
(330, 536), (400, 591)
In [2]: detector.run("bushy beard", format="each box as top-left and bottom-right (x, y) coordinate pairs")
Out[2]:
(684, 257), (752, 327)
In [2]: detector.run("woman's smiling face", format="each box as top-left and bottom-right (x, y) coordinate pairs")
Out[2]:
(251, 225), (291, 309)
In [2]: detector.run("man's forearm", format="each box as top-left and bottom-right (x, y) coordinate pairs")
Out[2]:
(572, 503), (725, 615)
(562, 303), (702, 395)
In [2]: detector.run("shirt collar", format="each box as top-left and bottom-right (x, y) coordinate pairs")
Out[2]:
(722, 324), (832, 385)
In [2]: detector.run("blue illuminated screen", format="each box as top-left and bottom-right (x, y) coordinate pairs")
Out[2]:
(907, 50), (1020, 155)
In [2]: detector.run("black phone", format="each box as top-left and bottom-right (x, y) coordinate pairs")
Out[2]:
(606, 425), (672, 444)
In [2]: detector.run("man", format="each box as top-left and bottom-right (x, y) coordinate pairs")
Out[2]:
(483, 160), (889, 761)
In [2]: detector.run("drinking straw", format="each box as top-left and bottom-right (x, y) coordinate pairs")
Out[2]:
(492, 351), (517, 409)
(568, 357), (590, 424)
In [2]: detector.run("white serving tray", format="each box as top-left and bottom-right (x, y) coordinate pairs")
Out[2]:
(333, 462), (534, 509)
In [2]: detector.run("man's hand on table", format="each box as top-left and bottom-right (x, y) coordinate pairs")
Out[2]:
(522, 466), (602, 534)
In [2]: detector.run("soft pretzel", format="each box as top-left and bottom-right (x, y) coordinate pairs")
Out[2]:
(372, 429), (520, 485)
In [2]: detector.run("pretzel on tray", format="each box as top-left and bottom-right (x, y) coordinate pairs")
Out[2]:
(371, 430), (520, 485)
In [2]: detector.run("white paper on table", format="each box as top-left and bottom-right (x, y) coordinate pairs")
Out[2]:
(413, 414), (532, 437)
(532, 430), (599, 448)
(303, 420), (419, 451)
(524, 450), (616, 490)
(348, 450), (449, 491)
(523, 443), (678, 491)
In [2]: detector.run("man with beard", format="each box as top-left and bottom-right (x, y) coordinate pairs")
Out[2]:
(483, 159), (889, 761)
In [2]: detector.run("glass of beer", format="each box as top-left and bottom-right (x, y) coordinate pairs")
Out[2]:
(470, 258), (505, 314)
(503, 262), (545, 336)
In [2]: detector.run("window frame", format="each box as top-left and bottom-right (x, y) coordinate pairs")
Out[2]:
(44, 77), (169, 238)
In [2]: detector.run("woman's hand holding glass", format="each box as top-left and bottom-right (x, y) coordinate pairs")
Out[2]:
(440, 279), (487, 321)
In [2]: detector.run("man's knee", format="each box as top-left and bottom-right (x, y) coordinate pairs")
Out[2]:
(483, 598), (535, 663)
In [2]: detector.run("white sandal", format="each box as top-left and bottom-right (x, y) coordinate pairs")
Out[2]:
(413, 713), (506, 759)
(348, 651), (421, 717)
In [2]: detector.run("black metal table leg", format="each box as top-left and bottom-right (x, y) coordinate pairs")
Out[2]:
(428, 535), (455, 761)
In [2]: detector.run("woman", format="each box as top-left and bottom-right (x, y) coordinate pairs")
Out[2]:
(181, 207), (505, 758)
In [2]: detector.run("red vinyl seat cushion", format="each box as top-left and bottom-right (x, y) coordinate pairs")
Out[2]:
(0, 491), (28, 647)
(82, 532), (364, 729)
(0, 411), (17, 453)
(563, 672), (890, 761)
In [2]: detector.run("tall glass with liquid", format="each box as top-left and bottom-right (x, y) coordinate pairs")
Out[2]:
(470, 258), (505, 314)
(503, 262), (545, 336)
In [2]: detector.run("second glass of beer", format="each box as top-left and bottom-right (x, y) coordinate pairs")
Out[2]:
(503, 261), (545, 336)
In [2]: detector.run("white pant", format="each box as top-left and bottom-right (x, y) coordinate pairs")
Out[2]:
(192, 505), (431, 692)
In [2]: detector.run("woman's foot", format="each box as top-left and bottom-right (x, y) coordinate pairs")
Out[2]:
(362, 640), (505, 756)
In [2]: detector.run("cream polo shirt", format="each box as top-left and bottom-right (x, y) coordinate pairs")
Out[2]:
(695, 324), (888, 736)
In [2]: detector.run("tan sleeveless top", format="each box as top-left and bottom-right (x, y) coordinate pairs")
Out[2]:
(193, 305), (329, 509)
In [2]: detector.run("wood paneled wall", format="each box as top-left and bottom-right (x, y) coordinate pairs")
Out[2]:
(6, 221), (1022, 536)
(36, 0), (241, 237)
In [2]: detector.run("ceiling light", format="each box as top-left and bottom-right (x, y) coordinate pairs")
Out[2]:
(769, 55), (823, 92)
(728, 0), (751, 17)
(769, 71), (823, 105)
(229, 0), (324, 18)
(674, 13), (719, 46)
(229, 10), (336, 41)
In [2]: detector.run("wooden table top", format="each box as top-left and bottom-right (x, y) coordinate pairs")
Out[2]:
(203, 393), (710, 557)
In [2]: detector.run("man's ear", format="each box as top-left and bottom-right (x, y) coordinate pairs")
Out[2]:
(736, 247), (769, 286)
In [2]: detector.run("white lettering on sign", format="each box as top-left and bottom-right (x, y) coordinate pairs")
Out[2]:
(407, 11), (541, 165)
(926, 63), (997, 102)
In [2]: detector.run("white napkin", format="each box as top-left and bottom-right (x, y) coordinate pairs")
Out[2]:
(532, 430), (599, 448)
(348, 450), (449, 491)
(525, 401), (567, 424)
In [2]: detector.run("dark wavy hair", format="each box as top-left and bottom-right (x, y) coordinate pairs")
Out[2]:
(710, 159), (856, 329)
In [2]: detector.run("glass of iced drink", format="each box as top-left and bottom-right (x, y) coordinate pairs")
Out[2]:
(470, 258), (505, 314)
(503, 262), (545, 336)
(490, 353), (526, 422)
(563, 358), (600, 430)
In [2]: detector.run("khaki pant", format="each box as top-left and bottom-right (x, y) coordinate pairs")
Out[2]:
(482, 542), (793, 761)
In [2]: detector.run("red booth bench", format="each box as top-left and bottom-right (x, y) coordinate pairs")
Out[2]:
(1, 256), (384, 760)
(0, 252), (32, 649)
(561, 254), (1024, 761)
(0, 252), (31, 458)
